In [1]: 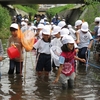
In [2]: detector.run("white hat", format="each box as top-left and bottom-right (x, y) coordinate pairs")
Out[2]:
(62, 35), (75, 44)
(25, 18), (29, 22)
(10, 23), (18, 29)
(37, 24), (44, 29)
(58, 21), (66, 28)
(67, 24), (72, 28)
(60, 28), (69, 36)
(51, 26), (61, 35)
(51, 22), (53, 25)
(44, 17), (47, 20)
(21, 22), (27, 26)
(40, 19), (44, 24)
(95, 17), (100, 22)
(42, 26), (51, 35)
(21, 18), (24, 21)
(81, 22), (89, 32)
(75, 20), (82, 28)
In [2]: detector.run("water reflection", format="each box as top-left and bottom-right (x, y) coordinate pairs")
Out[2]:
(34, 77), (52, 100)
(8, 75), (24, 100)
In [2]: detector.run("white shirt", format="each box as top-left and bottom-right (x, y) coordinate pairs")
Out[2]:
(78, 30), (93, 48)
(51, 38), (63, 48)
(34, 39), (51, 54)
(69, 28), (76, 40)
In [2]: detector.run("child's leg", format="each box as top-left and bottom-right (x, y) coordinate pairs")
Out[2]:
(68, 72), (75, 89)
(37, 71), (43, 77)
(59, 74), (69, 90)
(8, 60), (15, 74)
(44, 71), (49, 77)
(16, 62), (23, 74)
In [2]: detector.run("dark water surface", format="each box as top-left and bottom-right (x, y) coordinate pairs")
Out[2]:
(0, 51), (100, 100)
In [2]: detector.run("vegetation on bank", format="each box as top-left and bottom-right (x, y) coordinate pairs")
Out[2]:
(46, 4), (75, 19)
(80, 3), (100, 31)
(0, 4), (39, 39)
(0, 5), (11, 39)
(13, 4), (38, 16)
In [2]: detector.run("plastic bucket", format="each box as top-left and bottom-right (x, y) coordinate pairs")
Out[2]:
(7, 46), (20, 59)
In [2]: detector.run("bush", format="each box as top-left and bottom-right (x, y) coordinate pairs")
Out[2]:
(13, 5), (37, 16)
(0, 5), (11, 39)
(46, 4), (75, 18)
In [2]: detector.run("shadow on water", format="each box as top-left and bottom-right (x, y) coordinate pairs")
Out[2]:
(8, 75), (24, 100)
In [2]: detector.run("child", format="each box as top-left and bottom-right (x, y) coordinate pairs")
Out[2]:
(77, 22), (93, 64)
(8, 23), (24, 75)
(33, 26), (51, 77)
(53, 36), (85, 89)
(51, 26), (62, 71)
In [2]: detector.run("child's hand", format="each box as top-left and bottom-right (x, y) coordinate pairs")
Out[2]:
(53, 78), (59, 84)
(80, 59), (86, 63)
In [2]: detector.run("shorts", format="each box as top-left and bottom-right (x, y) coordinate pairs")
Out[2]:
(36, 53), (51, 72)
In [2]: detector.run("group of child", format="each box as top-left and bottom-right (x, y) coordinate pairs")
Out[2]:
(4, 16), (100, 90)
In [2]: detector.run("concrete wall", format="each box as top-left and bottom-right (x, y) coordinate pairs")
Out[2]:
(58, 5), (84, 26)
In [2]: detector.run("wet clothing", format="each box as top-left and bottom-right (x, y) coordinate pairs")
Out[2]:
(8, 60), (23, 74)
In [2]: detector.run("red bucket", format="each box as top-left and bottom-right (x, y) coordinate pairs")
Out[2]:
(7, 46), (20, 59)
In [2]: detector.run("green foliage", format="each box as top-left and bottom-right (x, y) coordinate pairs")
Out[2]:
(25, 4), (39, 11)
(80, 3), (100, 31)
(13, 5), (37, 15)
(0, 5), (11, 39)
(46, 4), (75, 18)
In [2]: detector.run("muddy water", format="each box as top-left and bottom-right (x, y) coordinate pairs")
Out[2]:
(0, 50), (100, 100)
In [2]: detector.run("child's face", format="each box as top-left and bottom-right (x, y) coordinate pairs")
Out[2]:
(42, 34), (50, 41)
(67, 43), (74, 50)
(76, 25), (82, 30)
(11, 30), (18, 37)
(55, 32), (60, 38)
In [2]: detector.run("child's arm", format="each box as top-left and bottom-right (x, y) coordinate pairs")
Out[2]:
(74, 56), (86, 63)
(88, 39), (93, 49)
(53, 64), (63, 84)
(75, 31), (80, 44)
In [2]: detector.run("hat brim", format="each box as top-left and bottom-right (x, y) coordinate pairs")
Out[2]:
(81, 29), (88, 32)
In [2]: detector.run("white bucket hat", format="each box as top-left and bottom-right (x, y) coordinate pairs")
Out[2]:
(25, 18), (29, 22)
(42, 26), (51, 35)
(75, 20), (82, 28)
(62, 35), (75, 44)
(95, 17), (100, 22)
(37, 24), (44, 29)
(40, 19), (44, 24)
(51, 26), (61, 35)
(81, 22), (89, 32)
(58, 21), (66, 28)
(10, 23), (18, 29)
(60, 28), (69, 37)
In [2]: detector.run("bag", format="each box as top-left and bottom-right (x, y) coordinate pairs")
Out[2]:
(50, 46), (62, 66)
